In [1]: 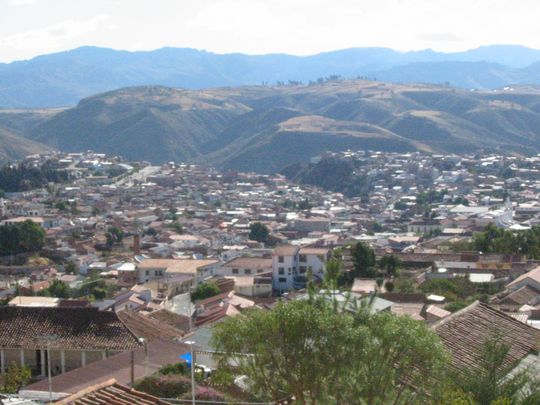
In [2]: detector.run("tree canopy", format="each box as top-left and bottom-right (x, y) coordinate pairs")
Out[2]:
(0, 220), (45, 256)
(351, 241), (376, 278)
(212, 297), (447, 404)
(249, 222), (270, 243)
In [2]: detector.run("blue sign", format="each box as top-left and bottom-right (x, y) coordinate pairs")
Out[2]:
(179, 352), (192, 365)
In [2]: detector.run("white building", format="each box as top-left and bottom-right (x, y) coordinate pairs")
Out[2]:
(272, 245), (329, 292)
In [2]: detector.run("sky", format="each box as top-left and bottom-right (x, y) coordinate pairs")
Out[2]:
(1, 0), (540, 63)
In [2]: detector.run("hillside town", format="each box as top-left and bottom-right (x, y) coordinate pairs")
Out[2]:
(1, 150), (540, 403)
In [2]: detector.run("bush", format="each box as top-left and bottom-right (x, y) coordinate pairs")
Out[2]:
(134, 374), (191, 398)
(192, 281), (221, 301)
(159, 362), (188, 375)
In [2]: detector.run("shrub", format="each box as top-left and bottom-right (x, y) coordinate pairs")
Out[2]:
(134, 374), (191, 398)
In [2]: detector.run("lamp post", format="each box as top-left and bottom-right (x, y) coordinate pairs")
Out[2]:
(138, 337), (148, 377)
(184, 340), (196, 405)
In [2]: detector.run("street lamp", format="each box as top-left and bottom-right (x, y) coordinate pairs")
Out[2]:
(184, 340), (196, 405)
(138, 337), (148, 377)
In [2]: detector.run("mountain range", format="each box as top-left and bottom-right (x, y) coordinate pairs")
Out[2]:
(3, 45), (540, 108)
(4, 80), (540, 171)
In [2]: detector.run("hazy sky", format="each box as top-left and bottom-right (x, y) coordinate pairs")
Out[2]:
(1, 0), (539, 63)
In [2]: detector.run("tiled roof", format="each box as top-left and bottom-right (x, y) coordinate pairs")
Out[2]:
(54, 379), (172, 405)
(117, 310), (184, 341)
(224, 257), (272, 269)
(432, 301), (540, 372)
(0, 307), (140, 351)
(147, 309), (191, 333)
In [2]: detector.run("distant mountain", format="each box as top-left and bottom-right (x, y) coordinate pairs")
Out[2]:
(3, 81), (540, 172)
(2, 45), (540, 107)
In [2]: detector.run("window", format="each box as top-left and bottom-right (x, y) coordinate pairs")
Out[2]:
(278, 256), (284, 263)
(257, 269), (263, 273)
(145, 270), (150, 276)
(279, 277), (287, 283)
(299, 254), (307, 262)
(244, 269), (252, 275)
(232, 268), (239, 274)
(278, 268), (284, 275)
(299, 266), (307, 273)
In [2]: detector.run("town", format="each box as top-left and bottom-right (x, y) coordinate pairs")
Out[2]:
(0, 149), (540, 404)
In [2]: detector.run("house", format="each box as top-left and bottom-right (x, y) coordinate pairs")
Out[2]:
(220, 257), (272, 277)
(432, 301), (540, 374)
(407, 219), (442, 234)
(506, 266), (540, 292)
(136, 258), (220, 283)
(20, 339), (190, 403)
(228, 275), (273, 297)
(271, 245), (329, 292)
(0, 307), (140, 377)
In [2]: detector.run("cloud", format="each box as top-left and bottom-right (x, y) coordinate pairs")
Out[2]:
(9, 0), (37, 5)
(0, 14), (110, 54)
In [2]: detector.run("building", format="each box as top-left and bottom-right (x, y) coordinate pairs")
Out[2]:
(272, 245), (329, 292)
(136, 258), (220, 283)
(220, 257), (272, 277)
(0, 307), (140, 377)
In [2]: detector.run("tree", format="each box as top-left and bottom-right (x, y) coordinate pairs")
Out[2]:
(379, 254), (401, 277)
(212, 299), (356, 403)
(351, 242), (376, 278)
(64, 261), (77, 275)
(191, 281), (221, 301)
(40, 279), (71, 298)
(249, 222), (269, 243)
(169, 221), (183, 234)
(0, 220), (45, 256)
(1, 362), (31, 393)
(105, 226), (124, 249)
(212, 298), (447, 404)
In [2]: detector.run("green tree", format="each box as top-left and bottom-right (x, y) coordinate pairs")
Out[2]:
(42, 279), (71, 298)
(249, 222), (270, 243)
(191, 281), (221, 301)
(64, 261), (77, 275)
(169, 221), (183, 234)
(105, 226), (124, 249)
(379, 254), (401, 277)
(351, 241), (376, 278)
(1, 362), (31, 393)
(212, 298), (447, 404)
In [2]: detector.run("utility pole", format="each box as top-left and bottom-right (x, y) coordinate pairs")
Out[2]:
(185, 340), (196, 405)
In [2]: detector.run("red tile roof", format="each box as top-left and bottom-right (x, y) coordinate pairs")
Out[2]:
(432, 301), (540, 372)
(0, 307), (140, 351)
(55, 378), (172, 405)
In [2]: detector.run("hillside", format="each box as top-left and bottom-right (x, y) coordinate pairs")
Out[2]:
(3, 81), (540, 172)
(3, 45), (540, 107)
(0, 126), (50, 164)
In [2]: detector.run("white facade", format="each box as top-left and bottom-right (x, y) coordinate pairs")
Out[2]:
(271, 246), (329, 292)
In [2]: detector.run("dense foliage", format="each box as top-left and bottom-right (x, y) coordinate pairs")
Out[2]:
(473, 223), (540, 259)
(1, 363), (31, 394)
(351, 241), (377, 278)
(212, 297), (447, 404)
(0, 161), (68, 192)
(249, 222), (270, 243)
(191, 281), (222, 301)
(0, 220), (45, 256)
